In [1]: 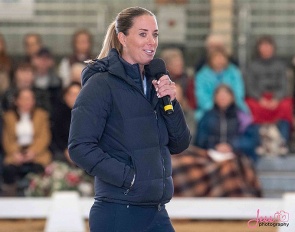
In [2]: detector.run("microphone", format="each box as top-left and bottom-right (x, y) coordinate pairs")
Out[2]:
(149, 58), (174, 114)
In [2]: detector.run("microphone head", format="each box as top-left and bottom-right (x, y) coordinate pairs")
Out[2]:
(149, 58), (167, 79)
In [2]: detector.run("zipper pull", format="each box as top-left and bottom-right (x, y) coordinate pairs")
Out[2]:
(124, 189), (130, 195)
(158, 203), (161, 211)
(154, 110), (158, 119)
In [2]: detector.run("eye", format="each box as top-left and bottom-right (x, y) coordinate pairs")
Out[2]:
(139, 32), (147, 37)
(153, 33), (159, 38)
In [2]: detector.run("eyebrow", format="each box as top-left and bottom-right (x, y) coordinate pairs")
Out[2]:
(138, 29), (159, 32)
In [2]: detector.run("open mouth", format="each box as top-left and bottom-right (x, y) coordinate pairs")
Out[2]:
(144, 49), (155, 55)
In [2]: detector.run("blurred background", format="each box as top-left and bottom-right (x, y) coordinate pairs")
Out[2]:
(0, 0), (295, 232)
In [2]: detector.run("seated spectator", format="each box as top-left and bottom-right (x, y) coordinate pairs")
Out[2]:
(195, 48), (249, 121)
(1, 88), (52, 196)
(172, 85), (261, 197)
(58, 29), (93, 87)
(50, 82), (81, 164)
(0, 34), (13, 79)
(195, 84), (258, 161)
(195, 34), (239, 73)
(23, 33), (43, 63)
(160, 47), (196, 109)
(245, 35), (292, 143)
(32, 47), (62, 114)
(1, 62), (51, 112)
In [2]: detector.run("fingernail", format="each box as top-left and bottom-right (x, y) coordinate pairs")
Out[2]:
(157, 94), (160, 98)
(157, 81), (160, 84)
(156, 88), (158, 91)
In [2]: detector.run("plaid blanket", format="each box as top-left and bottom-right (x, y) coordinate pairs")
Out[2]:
(172, 146), (262, 197)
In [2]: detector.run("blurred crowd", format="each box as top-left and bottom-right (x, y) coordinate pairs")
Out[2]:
(0, 29), (293, 198)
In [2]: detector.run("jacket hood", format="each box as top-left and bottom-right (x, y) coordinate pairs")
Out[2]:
(81, 56), (109, 86)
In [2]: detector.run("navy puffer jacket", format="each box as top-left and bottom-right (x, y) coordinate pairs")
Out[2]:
(68, 49), (191, 206)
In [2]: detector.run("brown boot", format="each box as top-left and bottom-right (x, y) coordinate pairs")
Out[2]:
(1, 183), (17, 197)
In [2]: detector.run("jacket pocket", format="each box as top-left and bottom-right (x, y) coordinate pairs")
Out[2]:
(123, 156), (136, 195)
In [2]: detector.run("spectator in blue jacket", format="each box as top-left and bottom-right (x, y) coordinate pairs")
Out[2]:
(68, 6), (191, 232)
(195, 48), (249, 121)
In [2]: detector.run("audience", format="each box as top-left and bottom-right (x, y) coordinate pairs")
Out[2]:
(195, 48), (249, 121)
(58, 29), (93, 87)
(1, 88), (51, 196)
(50, 82), (81, 164)
(31, 47), (62, 114)
(0, 30), (292, 199)
(245, 35), (292, 145)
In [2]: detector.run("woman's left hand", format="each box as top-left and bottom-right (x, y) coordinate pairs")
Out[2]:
(152, 75), (176, 101)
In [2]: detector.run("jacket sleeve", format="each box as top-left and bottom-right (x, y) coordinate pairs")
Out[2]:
(161, 100), (191, 154)
(195, 69), (214, 119)
(246, 63), (261, 99)
(193, 115), (209, 148)
(28, 109), (51, 156)
(274, 62), (288, 99)
(2, 112), (20, 163)
(68, 75), (134, 188)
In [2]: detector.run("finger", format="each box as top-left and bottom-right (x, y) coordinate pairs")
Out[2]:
(157, 75), (171, 87)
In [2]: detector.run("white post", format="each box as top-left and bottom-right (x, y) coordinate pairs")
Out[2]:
(44, 191), (85, 232)
(278, 193), (295, 232)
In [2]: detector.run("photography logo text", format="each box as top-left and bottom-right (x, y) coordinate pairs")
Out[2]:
(247, 209), (290, 229)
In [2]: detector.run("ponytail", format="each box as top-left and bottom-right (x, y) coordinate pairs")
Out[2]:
(97, 21), (122, 59)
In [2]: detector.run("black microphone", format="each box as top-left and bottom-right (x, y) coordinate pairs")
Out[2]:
(149, 58), (174, 114)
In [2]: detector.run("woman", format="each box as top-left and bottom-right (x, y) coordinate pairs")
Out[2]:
(172, 85), (261, 197)
(195, 48), (248, 121)
(51, 82), (81, 164)
(2, 88), (51, 196)
(245, 36), (292, 142)
(68, 6), (191, 232)
(195, 84), (256, 159)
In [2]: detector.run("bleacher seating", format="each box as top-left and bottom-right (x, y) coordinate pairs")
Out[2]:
(256, 155), (295, 198)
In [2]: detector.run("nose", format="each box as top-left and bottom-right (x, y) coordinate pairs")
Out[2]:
(147, 34), (156, 45)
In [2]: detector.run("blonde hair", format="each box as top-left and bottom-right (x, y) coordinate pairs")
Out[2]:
(97, 6), (155, 59)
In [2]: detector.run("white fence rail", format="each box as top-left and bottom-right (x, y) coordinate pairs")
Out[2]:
(0, 192), (294, 232)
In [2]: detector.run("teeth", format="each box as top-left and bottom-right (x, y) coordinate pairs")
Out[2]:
(145, 50), (153, 53)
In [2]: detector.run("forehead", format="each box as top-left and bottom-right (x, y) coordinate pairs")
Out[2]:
(131, 14), (158, 30)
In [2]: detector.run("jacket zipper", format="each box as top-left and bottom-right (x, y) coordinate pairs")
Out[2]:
(110, 71), (164, 204)
(154, 110), (165, 211)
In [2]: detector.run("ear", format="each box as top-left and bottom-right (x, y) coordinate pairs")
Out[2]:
(117, 32), (126, 47)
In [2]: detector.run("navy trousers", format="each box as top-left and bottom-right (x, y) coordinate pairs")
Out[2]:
(89, 201), (175, 232)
